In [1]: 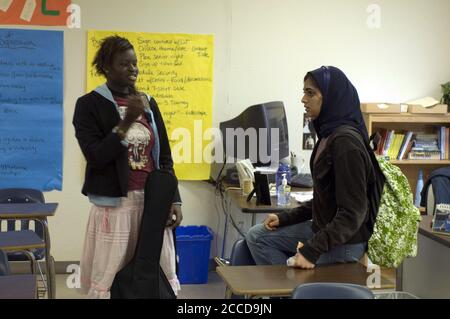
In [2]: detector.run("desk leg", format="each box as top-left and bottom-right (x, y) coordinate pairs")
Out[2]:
(225, 286), (232, 299)
(41, 219), (55, 299)
(396, 262), (403, 291)
(251, 213), (256, 226)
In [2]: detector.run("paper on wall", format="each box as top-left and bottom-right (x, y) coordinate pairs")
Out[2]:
(87, 30), (214, 180)
(0, 0), (13, 12)
(19, 0), (36, 22)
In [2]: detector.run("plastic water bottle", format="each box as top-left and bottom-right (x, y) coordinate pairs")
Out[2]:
(275, 163), (291, 190)
(414, 169), (424, 207)
(277, 173), (291, 206)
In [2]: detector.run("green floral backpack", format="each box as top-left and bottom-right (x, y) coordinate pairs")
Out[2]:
(330, 126), (421, 268)
(367, 157), (421, 267)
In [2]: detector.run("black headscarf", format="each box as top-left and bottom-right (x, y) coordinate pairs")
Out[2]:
(306, 66), (368, 141)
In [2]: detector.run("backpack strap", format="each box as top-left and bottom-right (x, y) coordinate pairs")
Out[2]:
(326, 125), (383, 184)
(325, 126), (369, 166)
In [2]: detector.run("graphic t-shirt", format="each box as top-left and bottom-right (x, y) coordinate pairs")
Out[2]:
(112, 92), (155, 191)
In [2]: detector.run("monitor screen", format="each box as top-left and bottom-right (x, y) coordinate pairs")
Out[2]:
(219, 101), (289, 166)
(264, 102), (289, 164)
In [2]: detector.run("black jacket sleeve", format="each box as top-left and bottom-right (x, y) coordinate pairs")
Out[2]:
(299, 138), (369, 264)
(72, 95), (126, 170)
(277, 200), (313, 226)
(150, 97), (182, 203)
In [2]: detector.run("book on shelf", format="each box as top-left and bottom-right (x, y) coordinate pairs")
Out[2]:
(381, 130), (395, 156)
(402, 140), (414, 160)
(439, 127), (445, 160)
(438, 126), (450, 160)
(432, 204), (450, 236)
(414, 134), (439, 150)
(377, 128), (388, 155)
(409, 131), (439, 160)
(445, 127), (450, 159)
(397, 131), (413, 160)
(375, 127), (450, 161)
(387, 134), (399, 159)
(392, 133), (405, 159)
(407, 151), (441, 160)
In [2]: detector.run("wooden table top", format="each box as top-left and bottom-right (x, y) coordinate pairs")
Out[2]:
(226, 187), (311, 214)
(419, 215), (450, 248)
(217, 263), (395, 297)
(0, 275), (36, 299)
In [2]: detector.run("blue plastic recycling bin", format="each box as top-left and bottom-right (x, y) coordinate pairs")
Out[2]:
(175, 225), (213, 284)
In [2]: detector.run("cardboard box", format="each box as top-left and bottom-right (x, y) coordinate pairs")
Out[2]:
(407, 104), (448, 114)
(360, 103), (402, 113)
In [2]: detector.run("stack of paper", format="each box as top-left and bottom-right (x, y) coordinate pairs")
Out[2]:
(404, 97), (440, 108)
(290, 191), (313, 203)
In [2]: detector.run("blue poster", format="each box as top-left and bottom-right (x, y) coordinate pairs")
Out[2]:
(0, 29), (63, 191)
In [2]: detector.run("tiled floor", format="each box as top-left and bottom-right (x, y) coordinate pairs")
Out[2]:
(55, 271), (227, 299)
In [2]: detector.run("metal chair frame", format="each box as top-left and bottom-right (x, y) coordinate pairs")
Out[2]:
(0, 189), (55, 298)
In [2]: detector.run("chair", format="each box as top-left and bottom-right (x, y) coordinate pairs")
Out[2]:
(0, 249), (11, 276)
(0, 249), (38, 299)
(291, 282), (374, 299)
(218, 238), (255, 299)
(214, 238), (255, 267)
(0, 188), (55, 298)
(229, 238), (255, 266)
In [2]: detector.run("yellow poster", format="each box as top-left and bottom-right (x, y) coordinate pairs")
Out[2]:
(87, 30), (213, 180)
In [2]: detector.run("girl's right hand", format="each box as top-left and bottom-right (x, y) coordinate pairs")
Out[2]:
(124, 94), (146, 124)
(264, 214), (279, 231)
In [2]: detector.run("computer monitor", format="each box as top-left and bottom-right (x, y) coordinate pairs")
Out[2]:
(219, 101), (289, 166)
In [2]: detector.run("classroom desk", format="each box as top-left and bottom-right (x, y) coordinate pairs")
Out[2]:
(225, 185), (310, 225)
(0, 275), (37, 299)
(216, 263), (395, 298)
(400, 215), (450, 298)
(0, 203), (58, 299)
(219, 184), (310, 258)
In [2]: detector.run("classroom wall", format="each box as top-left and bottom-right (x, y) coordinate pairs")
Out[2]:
(2, 0), (449, 261)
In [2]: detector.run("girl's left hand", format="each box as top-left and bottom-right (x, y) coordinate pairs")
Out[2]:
(293, 252), (315, 269)
(167, 204), (183, 228)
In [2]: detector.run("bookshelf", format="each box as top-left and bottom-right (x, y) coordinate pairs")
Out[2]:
(389, 160), (450, 165)
(363, 112), (450, 206)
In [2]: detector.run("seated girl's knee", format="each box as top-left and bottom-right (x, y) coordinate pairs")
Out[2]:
(246, 223), (267, 243)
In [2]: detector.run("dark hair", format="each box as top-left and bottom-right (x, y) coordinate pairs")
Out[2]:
(92, 35), (134, 77)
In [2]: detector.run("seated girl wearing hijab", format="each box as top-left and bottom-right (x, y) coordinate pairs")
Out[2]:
(246, 66), (374, 269)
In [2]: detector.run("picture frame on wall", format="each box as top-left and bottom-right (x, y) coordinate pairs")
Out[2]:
(302, 117), (316, 150)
